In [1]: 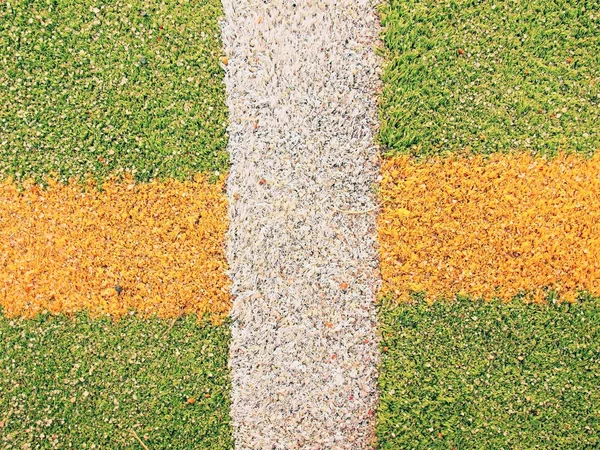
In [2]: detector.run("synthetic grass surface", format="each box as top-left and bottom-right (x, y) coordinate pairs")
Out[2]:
(379, 0), (600, 156)
(0, 0), (228, 184)
(0, 313), (232, 449)
(0, 175), (230, 321)
(377, 297), (600, 449)
(379, 152), (600, 304)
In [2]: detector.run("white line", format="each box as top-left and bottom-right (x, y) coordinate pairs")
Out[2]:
(222, 1), (382, 447)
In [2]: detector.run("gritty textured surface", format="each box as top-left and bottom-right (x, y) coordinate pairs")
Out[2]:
(379, 153), (600, 304)
(222, 0), (381, 448)
(0, 0), (228, 184)
(0, 313), (232, 448)
(379, 0), (600, 157)
(377, 298), (600, 449)
(0, 175), (230, 321)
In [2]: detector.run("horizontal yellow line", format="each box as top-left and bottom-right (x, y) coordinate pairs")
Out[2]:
(379, 153), (600, 303)
(0, 175), (230, 321)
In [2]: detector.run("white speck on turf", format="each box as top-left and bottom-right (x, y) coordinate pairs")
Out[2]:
(222, 0), (382, 448)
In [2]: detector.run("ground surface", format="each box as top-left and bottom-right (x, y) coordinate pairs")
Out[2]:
(379, 0), (600, 157)
(378, 152), (600, 304)
(222, 0), (381, 447)
(377, 297), (600, 449)
(0, 0), (228, 183)
(0, 314), (232, 449)
(376, 0), (600, 447)
(0, 175), (230, 320)
(0, 0), (231, 315)
(0, 1), (232, 447)
(0, 0), (599, 448)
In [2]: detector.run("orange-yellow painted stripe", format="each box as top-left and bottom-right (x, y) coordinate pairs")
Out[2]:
(379, 153), (600, 303)
(0, 175), (230, 321)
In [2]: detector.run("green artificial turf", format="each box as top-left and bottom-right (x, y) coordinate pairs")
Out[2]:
(377, 297), (600, 449)
(0, 313), (232, 449)
(379, 0), (600, 157)
(0, 0), (228, 184)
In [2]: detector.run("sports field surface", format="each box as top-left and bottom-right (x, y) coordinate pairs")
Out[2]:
(1, 1), (233, 447)
(1, 0), (598, 448)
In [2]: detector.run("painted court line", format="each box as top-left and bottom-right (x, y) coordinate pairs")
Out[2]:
(222, 0), (382, 448)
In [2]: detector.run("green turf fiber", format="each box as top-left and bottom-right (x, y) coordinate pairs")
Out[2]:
(377, 297), (600, 448)
(0, 0), (228, 184)
(379, 0), (600, 157)
(0, 314), (232, 449)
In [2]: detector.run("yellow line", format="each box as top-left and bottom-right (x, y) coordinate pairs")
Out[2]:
(0, 175), (230, 321)
(379, 152), (600, 303)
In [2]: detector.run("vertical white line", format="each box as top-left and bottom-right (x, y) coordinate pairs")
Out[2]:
(222, 1), (381, 448)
